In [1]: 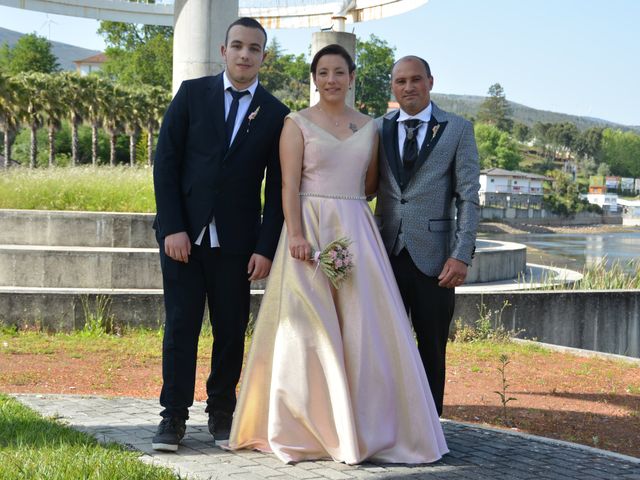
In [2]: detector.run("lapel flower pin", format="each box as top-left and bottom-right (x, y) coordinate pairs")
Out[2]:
(246, 106), (260, 132)
(432, 123), (440, 138)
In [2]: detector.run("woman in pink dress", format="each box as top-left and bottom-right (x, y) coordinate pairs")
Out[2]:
(227, 44), (448, 465)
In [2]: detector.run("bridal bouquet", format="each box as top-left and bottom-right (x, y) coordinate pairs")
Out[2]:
(312, 237), (354, 289)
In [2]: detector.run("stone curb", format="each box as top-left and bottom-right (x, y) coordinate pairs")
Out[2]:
(441, 419), (640, 464)
(512, 338), (640, 365)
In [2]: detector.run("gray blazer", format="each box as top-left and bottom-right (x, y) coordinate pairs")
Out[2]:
(374, 102), (480, 277)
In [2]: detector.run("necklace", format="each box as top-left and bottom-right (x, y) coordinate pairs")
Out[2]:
(317, 106), (344, 127)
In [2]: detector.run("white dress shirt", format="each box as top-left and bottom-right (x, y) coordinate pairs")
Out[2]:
(195, 72), (259, 248)
(397, 102), (432, 157)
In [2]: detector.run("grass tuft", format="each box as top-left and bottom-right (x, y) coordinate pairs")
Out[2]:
(529, 258), (640, 290)
(80, 295), (116, 337)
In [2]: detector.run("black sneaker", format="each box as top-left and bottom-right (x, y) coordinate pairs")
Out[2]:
(208, 411), (232, 446)
(152, 417), (186, 452)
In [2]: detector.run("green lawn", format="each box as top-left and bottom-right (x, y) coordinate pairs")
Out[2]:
(0, 166), (378, 213)
(0, 166), (155, 212)
(0, 394), (179, 480)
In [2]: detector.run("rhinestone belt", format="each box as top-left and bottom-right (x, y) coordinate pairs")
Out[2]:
(299, 192), (367, 200)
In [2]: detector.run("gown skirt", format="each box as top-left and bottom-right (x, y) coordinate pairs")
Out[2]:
(227, 113), (448, 464)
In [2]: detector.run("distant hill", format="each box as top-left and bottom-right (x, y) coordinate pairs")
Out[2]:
(0, 27), (100, 72)
(431, 93), (640, 134)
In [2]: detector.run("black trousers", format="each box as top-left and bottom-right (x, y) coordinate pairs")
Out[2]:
(390, 248), (455, 416)
(158, 234), (250, 419)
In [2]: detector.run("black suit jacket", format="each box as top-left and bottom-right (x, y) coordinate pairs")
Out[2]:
(153, 74), (289, 259)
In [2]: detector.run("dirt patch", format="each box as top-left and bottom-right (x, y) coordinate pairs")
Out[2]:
(445, 348), (640, 458)
(1, 342), (638, 458)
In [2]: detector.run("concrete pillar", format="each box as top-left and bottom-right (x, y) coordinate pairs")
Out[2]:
(310, 30), (357, 108)
(172, 0), (239, 94)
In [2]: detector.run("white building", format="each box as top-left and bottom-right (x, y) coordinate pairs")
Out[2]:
(479, 168), (551, 209)
(617, 198), (640, 225)
(584, 193), (619, 213)
(73, 53), (106, 76)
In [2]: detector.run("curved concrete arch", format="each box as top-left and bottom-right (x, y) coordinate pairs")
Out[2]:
(0, 0), (429, 28)
(246, 0), (430, 28)
(0, 0), (174, 26)
(1, 0), (429, 96)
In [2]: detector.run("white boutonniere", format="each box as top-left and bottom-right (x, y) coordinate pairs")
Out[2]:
(246, 106), (260, 132)
(432, 124), (440, 138)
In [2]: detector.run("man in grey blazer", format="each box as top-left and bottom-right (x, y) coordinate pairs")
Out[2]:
(375, 56), (480, 416)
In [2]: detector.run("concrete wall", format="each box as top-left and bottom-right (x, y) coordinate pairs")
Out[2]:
(0, 246), (161, 289)
(481, 206), (544, 221)
(453, 290), (640, 358)
(466, 240), (526, 284)
(2, 288), (638, 358)
(528, 211), (621, 226)
(0, 288), (261, 333)
(2, 209), (636, 358)
(481, 207), (623, 226)
(0, 209), (156, 247)
(2, 210), (528, 287)
(0, 289), (166, 332)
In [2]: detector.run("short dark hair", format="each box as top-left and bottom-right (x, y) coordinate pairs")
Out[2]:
(310, 44), (356, 76)
(392, 55), (432, 78)
(225, 17), (268, 49)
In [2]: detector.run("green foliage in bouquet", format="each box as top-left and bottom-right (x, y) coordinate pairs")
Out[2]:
(313, 237), (354, 289)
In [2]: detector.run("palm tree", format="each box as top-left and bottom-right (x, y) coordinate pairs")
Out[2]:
(141, 86), (171, 166)
(123, 88), (144, 166)
(84, 76), (107, 166)
(60, 72), (91, 166)
(39, 74), (67, 167)
(0, 74), (25, 168)
(15, 72), (46, 168)
(102, 82), (128, 166)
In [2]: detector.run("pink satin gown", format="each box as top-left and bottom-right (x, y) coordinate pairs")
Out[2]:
(227, 112), (448, 464)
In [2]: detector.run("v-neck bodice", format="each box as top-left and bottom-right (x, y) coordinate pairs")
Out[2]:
(287, 112), (376, 198)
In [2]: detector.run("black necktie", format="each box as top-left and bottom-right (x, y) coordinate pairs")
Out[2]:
(226, 88), (250, 146)
(402, 119), (422, 183)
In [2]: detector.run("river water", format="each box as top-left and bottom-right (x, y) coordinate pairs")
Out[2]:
(479, 231), (640, 273)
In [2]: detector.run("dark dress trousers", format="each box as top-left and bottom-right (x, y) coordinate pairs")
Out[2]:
(153, 73), (289, 419)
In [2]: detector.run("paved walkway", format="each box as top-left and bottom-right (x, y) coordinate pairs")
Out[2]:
(14, 394), (640, 480)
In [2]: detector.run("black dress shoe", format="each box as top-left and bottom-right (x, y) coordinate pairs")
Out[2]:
(208, 411), (232, 446)
(152, 417), (186, 451)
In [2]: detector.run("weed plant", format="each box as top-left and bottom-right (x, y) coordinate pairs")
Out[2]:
(494, 353), (517, 425)
(0, 395), (179, 480)
(0, 166), (155, 212)
(454, 300), (516, 343)
(80, 295), (115, 337)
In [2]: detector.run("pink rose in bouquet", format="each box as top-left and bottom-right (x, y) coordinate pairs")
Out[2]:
(311, 237), (354, 288)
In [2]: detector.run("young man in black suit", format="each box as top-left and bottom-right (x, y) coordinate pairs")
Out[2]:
(152, 17), (289, 451)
